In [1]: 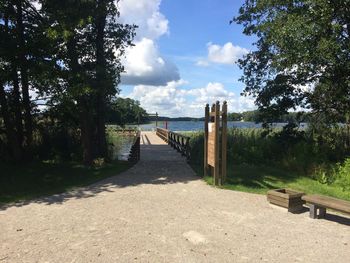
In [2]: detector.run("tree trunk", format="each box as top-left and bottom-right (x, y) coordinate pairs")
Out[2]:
(79, 97), (94, 165)
(12, 69), (24, 147)
(66, 37), (95, 165)
(95, 1), (108, 158)
(0, 84), (23, 161)
(15, 0), (33, 148)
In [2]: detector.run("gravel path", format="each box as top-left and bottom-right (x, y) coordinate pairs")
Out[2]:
(1, 131), (349, 262)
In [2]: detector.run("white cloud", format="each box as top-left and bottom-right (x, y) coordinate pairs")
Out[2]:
(118, 0), (168, 40)
(120, 38), (180, 85)
(186, 82), (255, 113)
(118, 0), (179, 86)
(197, 42), (249, 66)
(128, 80), (188, 116)
(126, 81), (256, 117)
(195, 60), (209, 67)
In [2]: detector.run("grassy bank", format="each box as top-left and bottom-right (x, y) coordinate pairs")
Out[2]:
(0, 161), (131, 204)
(191, 164), (350, 201)
(187, 128), (350, 200)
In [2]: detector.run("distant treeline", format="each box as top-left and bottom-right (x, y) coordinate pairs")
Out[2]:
(228, 110), (311, 123)
(147, 116), (204, 122)
(106, 98), (148, 126)
(146, 110), (310, 123)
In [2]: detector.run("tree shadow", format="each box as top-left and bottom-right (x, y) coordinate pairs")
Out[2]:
(0, 144), (199, 211)
(225, 163), (300, 191)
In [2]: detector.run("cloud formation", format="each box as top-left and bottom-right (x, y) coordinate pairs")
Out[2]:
(118, 0), (168, 40)
(118, 0), (180, 86)
(197, 42), (249, 66)
(127, 81), (256, 117)
(120, 38), (180, 86)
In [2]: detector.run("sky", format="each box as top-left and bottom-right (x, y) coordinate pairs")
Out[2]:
(118, 0), (257, 117)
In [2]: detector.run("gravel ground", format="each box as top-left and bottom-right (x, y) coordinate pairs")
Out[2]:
(0, 131), (349, 263)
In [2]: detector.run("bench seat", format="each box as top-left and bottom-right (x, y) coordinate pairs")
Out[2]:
(302, 194), (350, 219)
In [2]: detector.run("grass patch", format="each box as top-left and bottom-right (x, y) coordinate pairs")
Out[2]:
(0, 160), (132, 204)
(190, 164), (350, 201)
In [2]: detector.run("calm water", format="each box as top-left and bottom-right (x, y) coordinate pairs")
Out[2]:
(114, 121), (307, 159)
(110, 135), (136, 161)
(130, 121), (307, 132)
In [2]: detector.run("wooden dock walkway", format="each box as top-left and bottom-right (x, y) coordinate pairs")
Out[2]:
(0, 131), (349, 262)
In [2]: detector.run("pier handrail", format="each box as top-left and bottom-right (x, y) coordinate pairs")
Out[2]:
(156, 128), (190, 160)
(128, 131), (141, 163)
(156, 127), (169, 142)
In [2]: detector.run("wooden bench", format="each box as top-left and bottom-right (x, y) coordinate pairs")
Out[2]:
(302, 194), (350, 219)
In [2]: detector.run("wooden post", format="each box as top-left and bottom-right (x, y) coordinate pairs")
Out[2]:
(204, 101), (228, 186)
(210, 103), (215, 180)
(221, 101), (227, 184)
(204, 104), (209, 177)
(214, 101), (220, 185)
(156, 112), (158, 127)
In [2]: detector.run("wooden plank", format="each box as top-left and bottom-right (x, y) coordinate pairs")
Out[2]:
(214, 101), (220, 185)
(221, 101), (227, 183)
(267, 194), (304, 205)
(267, 189), (305, 199)
(209, 111), (224, 117)
(208, 122), (216, 167)
(302, 194), (350, 214)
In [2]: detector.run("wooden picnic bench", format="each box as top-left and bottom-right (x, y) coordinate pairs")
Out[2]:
(302, 194), (350, 219)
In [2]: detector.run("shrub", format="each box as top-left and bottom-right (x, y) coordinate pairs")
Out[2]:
(336, 158), (350, 191)
(185, 126), (350, 183)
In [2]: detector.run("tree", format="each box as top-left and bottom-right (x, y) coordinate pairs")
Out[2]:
(0, 0), (53, 161)
(233, 0), (350, 125)
(0, 1), (136, 164)
(106, 97), (148, 126)
(41, 0), (135, 164)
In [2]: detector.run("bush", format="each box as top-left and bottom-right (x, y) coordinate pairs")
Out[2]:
(185, 126), (350, 185)
(35, 121), (81, 162)
(336, 158), (350, 191)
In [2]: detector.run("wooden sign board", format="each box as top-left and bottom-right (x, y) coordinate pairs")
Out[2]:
(204, 101), (227, 186)
(207, 123), (215, 167)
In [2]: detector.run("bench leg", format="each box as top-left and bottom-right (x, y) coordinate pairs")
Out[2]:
(318, 207), (326, 219)
(309, 204), (317, 219)
(309, 204), (326, 219)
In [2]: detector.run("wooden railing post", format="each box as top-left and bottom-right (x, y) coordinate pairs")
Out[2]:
(128, 131), (141, 163)
(221, 101), (227, 183)
(204, 104), (209, 177)
(214, 101), (220, 185)
(155, 128), (191, 160)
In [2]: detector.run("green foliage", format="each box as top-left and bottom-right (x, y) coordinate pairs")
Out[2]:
(198, 164), (350, 201)
(106, 97), (148, 126)
(187, 126), (350, 191)
(0, 0), (136, 164)
(234, 0), (350, 125)
(336, 158), (350, 192)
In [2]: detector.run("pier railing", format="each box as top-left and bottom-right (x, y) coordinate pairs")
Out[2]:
(128, 131), (141, 163)
(156, 127), (169, 142)
(156, 128), (190, 160)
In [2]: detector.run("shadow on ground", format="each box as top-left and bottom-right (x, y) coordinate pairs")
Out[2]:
(0, 145), (198, 211)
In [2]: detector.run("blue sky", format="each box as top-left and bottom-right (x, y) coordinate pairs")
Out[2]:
(118, 0), (256, 117)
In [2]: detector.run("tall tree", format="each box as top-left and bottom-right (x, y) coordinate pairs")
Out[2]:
(234, 0), (350, 125)
(0, 0), (51, 160)
(41, 0), (135, 164)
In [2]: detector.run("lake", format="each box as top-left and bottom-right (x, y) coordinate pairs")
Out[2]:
(130, 121), (307, 132)
(114, 121), (307, 160)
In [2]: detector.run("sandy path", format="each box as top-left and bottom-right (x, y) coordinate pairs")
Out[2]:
(0, 131), (349, 262)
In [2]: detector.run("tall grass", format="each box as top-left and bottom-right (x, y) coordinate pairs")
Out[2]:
(187, 127), (350, 187)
